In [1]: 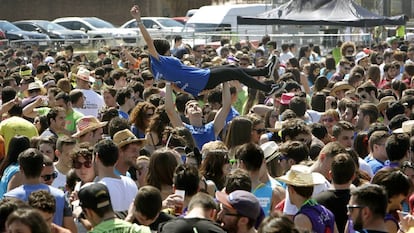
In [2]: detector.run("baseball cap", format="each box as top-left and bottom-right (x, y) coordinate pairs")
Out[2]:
(215, 190), (261, 220)
(78, 183), (111, 210)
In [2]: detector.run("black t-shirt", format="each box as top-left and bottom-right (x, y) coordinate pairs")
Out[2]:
(134, 212), (175, 232)
(158, 217), (226, 233)
(314, 189), (351, 233)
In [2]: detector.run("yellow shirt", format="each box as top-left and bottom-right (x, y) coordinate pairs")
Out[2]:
(0, 116), (38, 153)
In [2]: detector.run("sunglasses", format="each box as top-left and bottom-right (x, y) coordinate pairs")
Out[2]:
(253, 128), (267, 134)
(42, 171), (58, 182)
(73, 160), (92, 169)
(346, 204), (365, 213)
(322, 118), (335, 123)
(229, 158), (238, 165)
(346, 50), (354, 54)
(278, 154), (289, 161)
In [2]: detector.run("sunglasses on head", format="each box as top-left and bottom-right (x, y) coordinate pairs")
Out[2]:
(42, 171), (58, 182)
(73, 160), (92, 169)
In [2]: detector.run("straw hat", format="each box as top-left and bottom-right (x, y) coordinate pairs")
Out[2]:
(330, 81), (354, 97)
(393, 120), (414, 134)
(276, 164), (326, 187)
(260, 141), (279, 163)
(377, 96), (397, 112)
(24, 82), (47, 97)
(72, 116), (107, 138)
(113, 129), (146, 148)
(77, 68), (95, 83)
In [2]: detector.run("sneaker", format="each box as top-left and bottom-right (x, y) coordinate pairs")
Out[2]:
(265, 54), (277, 77)
(266, 81), (286, 97)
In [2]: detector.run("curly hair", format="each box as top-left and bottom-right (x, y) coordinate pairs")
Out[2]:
(129, 101), (156, 132)
(147, 105), (170, 138)
(340, 41), (356, 57)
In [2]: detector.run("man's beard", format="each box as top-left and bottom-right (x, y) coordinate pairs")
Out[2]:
(353, 212), (364, 232)
(220, 219), (239, 233)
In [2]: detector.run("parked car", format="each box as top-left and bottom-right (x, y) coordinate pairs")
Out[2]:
(121, 17), (184, 39)
(13, 20), (89, 46)
(0, 20), (50, 47)
(53, 17), (139, 46)
(171, 17), (189, 25)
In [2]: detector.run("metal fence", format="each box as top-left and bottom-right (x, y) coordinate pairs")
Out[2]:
(0, 32), (372, 56)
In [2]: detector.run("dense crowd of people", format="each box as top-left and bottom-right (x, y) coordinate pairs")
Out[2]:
(2, 4), (414, 233)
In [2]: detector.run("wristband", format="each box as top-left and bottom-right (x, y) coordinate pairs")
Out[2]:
(136, 20), (143, 25)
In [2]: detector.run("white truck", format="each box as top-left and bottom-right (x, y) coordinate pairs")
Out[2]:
(182, 4), (274, 43)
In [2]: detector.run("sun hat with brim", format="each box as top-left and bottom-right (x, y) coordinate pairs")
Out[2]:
(113, 129), (146, 148)
(377, 96), (397, 112)
(393, 120), (414, 134)
(77, 68), (95, 83)
(72, 116), (107, 138)
(276, 164), (326, 187)
(355, 51), (369, 64)
(260, 141), (279, 163)
(215, 190), (261, 221)
(24, 82), (47, 97)
(330, 81), (354, 97)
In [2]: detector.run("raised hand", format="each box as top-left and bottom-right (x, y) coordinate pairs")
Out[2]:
(130, 5), (141, 19)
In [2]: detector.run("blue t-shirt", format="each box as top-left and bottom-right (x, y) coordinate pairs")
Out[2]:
(4, 183), (67, 225)
(150, 55), (210, 97)
(0, 163), (19, 199)
(364, 155), (386, 174)
(184, 122), (215, 150)
(131, 125), (146, 139)
(119, 110), (129, 120)
(226, 106), (239, 124)
(252, 182), (273, 217)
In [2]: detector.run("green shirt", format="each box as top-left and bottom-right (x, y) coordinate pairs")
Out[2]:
(35, 107), (84, 133)
(90, 219), (151, 233)
(66, 109), (84, 133)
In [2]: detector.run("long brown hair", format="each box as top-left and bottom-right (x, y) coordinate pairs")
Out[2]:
(129, 101), (156, 132)
(224, 117), (253, 149)
(146, 148), (178, 190)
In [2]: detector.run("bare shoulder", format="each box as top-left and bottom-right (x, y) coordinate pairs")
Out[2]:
(52, 223), (72, 233)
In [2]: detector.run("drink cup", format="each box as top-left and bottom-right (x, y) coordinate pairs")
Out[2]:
(174, 189), (185, 215)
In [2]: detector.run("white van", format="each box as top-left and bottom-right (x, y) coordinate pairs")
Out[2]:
(182, 4), (273, 42)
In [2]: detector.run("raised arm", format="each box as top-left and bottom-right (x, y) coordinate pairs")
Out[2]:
(22, 97), (43, 119)
(165, 82), (184, 128)
(130, 5), (159, 60)
(213, 82), (231, 137)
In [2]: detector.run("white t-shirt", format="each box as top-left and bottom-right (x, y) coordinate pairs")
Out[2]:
(51, 166), (67, 192)
(283, 174), (330, 215)
(358, 157), (374, 178)
(99, 176), (138, 212)
(78, 89), (104, 117)
(279, 52), (294, 65)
